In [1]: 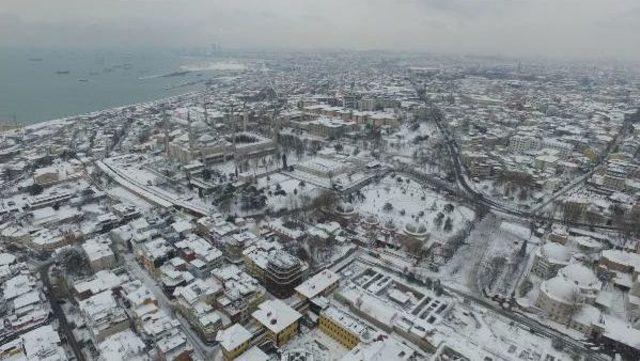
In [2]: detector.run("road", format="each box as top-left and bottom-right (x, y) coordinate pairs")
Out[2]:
(96, 159), (211, 216)
(39, 263), (86, 361)
(122, 253), (219, 360)
(423, 98), (631, 231)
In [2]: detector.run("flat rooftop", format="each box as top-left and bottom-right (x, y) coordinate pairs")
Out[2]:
(252, 299), (302, 334)
(295, 269), (340, 299)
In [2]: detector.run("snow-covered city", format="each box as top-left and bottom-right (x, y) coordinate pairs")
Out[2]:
(2, 52), (640, 361)
(2, 1), (640, 361)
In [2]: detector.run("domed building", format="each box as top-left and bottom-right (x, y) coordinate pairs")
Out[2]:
(531, 242), (573, 279)
(402, 221), (429, 241)
(536, 275), (583, 323)
(327, 201), (357, 227)
(383, 219), (397, 232)
(333, 202), (356, 218)
(362, 214), (380, 229)
(557, 263), (601, 302)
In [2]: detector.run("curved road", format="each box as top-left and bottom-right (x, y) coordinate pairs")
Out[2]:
(424, 99), (631, 232)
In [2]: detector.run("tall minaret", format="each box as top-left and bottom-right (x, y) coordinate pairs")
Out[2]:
(187, 110), (195, 156)
(203, 101), (209, 126)
(272, 105), (281, 143)
(229, 105), (239, 176)
(162, 111), (170, 156)
(243, 103), (248, 132)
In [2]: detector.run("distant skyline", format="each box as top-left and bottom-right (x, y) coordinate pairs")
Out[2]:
(2, 0), (640, 62)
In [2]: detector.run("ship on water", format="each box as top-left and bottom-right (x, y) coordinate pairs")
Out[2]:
(55, 70), (70, 74)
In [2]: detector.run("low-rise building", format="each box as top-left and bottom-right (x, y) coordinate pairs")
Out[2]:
(295, 269), (340, 303)
(217, 323), (252, 360)
(78, 290), (130, 343)
(175, 234), (223, 276)
(98, 330), (148, 361)
(82, 236), (116, 271)
(173, 278), (223, 342)
(213, 265), (265, 322)
(252, 299), (302, 347)
(319, 306), (377, 350)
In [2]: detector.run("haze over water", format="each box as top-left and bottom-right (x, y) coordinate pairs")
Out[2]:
(0, 48), (225, 124)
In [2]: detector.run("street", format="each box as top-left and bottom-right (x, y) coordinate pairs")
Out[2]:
(39, 263), (86, 361)
(121, 252), (219, 360)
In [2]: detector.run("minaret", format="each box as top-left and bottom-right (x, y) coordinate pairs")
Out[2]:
(449, 80), (455, 105)
(243, 110), (248, 132)
(162, 111), (170, 156)
(272, 105), (281, 143)
(230, 106), (239, 176)
(203, 101), (209, 126)
(187, 110), (195, 156)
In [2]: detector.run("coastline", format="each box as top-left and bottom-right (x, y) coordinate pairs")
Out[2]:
(22, 88), (207, 131)
(0, 48), (246, 127)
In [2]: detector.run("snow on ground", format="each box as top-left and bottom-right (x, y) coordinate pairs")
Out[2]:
(436, 216), (539, 296)
(475, 220), (538, 295)
(282, 325), (348, 361)
(353, 174), (474, 238)
(226, 172), (322, 215)
(386, 122), (438, 155)
(519, 273), (543, 308)
(105, 156), (209, 212)
(457, 304), (573, 360)
(105, 186), (154, 211)
(437, 215), (501, 292)
(474, 179), (542, 210)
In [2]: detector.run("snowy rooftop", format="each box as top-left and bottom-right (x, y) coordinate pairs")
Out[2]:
(540, 275), (581, 303)
(341, 336), (418, 361)
(82, 236), (114, 262)
(0, 252), (17, 266)
(558, 263), (601, 290)
(268, 249), (301, 269)
(235, 346), (269, 361)
(98, 330), (146, 361)
(171, 220), (193, 234)
(600, 249), (640, 272)
(78, 290), (123, 319)
(73, 270), (126, 295)
(295, 269), (340, 299)
(217, 323), (252, 351)
(323, 306), (377, 343)
(252, 299), (302, 334)
(20, 325), (65, 361)
(538, 242), (572, 263)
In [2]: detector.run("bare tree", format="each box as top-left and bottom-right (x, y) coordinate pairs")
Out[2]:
(311, 190), (339, 211)
(565, 288), (583, 326)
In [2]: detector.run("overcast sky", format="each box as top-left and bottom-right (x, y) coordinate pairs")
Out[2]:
(2, 0), (639, 61)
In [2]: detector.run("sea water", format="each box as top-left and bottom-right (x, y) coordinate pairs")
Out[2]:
(0, 47), (230, 124)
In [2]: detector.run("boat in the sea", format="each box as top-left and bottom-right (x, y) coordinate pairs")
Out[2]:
(78, 78), (89, 82)
(28, 57), (44, 62)
(56, 70), (70, 74)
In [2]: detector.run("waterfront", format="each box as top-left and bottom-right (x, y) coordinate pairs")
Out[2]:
(0, 47), (243, 124)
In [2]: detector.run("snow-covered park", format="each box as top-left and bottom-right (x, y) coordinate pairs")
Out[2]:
(352, 174), (475, 239)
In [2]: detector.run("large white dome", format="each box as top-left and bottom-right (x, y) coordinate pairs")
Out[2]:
(558, 263), (600, 289)
(540, 276), (581, 304)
